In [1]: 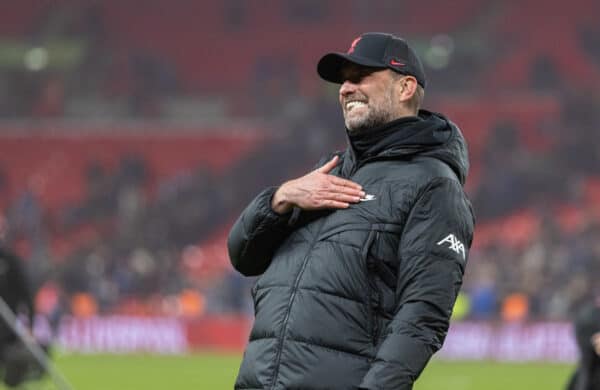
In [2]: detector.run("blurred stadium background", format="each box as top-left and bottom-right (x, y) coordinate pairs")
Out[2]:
(0, 0), (599, 388)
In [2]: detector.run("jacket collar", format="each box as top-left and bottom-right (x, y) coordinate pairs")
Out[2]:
(339, 109), (470, 185)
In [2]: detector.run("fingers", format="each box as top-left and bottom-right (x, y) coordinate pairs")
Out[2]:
(329, 175), (363, 191)
(286, 156), (366, 211)
(327, 183), (364, 200)
(315, 156), (363, 192)
(324, 200), (352, 209)
(316, 155), (339, 173)
(323, 191), (361, 204)
(310, 189), (363, 210)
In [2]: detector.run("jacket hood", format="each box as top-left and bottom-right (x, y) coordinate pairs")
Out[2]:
(343, 109), (470, 185)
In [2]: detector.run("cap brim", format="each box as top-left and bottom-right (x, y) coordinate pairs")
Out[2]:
(317, 53), (386, 84)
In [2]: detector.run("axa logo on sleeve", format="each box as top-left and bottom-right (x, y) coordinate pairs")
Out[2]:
(437, 234), (466, 260)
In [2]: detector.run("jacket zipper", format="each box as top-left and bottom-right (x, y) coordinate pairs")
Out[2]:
(343, 153), (392, 344)
(269, 222), (325, 390)
(362, 229), (380, 346)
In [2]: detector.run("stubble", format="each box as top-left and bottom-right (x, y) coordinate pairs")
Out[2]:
(344, 85), (396, 135)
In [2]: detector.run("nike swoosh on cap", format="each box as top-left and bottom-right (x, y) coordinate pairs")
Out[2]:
(390, 59), (405, 66)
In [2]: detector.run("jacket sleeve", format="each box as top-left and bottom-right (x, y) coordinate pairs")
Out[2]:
(360, 177), (475, 390)
(228, 153), (341, 276)
(227, 186), (297, 276)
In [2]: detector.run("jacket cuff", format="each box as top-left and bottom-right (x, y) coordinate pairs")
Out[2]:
(359, 333), (433, 390)
(253, 187), (294, 232)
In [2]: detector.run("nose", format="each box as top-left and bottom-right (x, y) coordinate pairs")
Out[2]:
(339, 80), (357, 97)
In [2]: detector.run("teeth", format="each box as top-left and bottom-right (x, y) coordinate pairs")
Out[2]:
(346, 101), (367, 111)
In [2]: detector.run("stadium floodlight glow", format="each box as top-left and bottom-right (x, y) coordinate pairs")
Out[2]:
(0, 297), (74, 390)
(424, 34), (454, 70)
(24, 47), (49, 71)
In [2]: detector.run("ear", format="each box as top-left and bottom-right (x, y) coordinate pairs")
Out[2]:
(396, 76), (418, 104)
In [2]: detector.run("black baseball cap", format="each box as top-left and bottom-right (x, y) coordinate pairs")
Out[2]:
(317, 32), (426, 88)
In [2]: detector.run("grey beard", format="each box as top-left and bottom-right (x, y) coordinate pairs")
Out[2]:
(345, 109), (392, 135)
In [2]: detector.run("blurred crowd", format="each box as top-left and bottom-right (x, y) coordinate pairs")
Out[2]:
(0, 1), (599, 322)
(0, 3), (179, 120)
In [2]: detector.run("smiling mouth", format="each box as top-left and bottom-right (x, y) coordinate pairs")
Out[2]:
(345, 101), (367, 111)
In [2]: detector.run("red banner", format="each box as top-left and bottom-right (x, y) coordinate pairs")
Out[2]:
(35, 315), (579, 362)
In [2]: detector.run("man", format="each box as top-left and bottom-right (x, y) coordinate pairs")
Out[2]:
(0, 217), (42, 387)
(567, 300), (600, 390)
(228, 32), (475, 389)
(0, 246), (35, 387)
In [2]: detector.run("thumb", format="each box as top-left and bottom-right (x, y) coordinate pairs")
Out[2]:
(316, 155), (339, 173)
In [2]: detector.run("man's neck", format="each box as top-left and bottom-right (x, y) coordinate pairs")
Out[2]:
(347, 116), (422, 160)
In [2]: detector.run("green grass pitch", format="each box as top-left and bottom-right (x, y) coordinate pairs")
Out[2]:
(3, 353), (575, 389)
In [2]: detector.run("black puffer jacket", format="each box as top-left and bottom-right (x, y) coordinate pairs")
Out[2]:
(567, 302), (600, 390)
(228, 110), (475, 390)
(0, 247), (33, 345)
